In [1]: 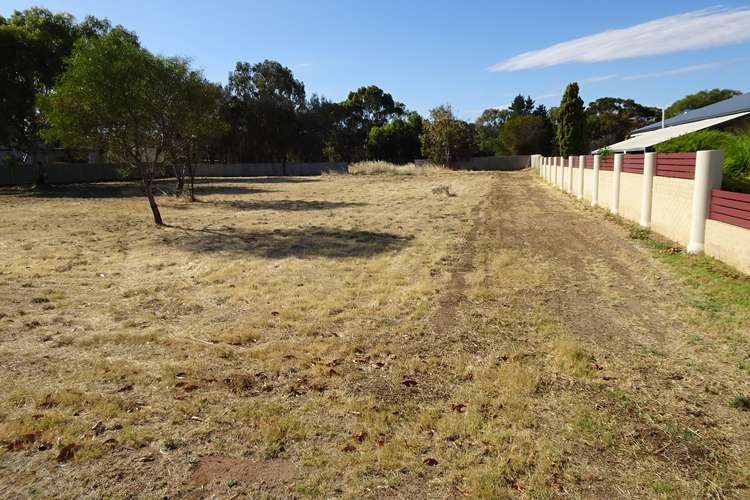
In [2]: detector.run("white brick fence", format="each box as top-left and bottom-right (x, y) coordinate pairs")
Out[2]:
(530, 152), (750, 275)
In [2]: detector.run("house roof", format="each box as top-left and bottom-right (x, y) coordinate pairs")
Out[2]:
(633, 91), (750, 134)
(604, 111), (750, 153)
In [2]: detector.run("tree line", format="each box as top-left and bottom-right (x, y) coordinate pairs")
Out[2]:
(1, 7), (742, 225)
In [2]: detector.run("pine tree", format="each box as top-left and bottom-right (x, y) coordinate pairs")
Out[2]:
(556, 82), (587, 156)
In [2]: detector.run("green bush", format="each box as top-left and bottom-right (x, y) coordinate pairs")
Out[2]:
(655, 129), (750, 193)
(723, 133), (750, 178)
(653, 129), (733, 153)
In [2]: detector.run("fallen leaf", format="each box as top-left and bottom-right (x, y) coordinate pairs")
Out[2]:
(423, 457), (439, 466)
(6, 432), (37, 451)
(450, 403), (467, 413)
(352, 431), (368, 443)
(56, 443), (79, 462)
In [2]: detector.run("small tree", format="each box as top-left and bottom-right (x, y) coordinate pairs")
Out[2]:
(161, 58), (225, 200)
(42, 30), (171, 225)
(556, 82), (587, 156)
(420, 105), (476, 165)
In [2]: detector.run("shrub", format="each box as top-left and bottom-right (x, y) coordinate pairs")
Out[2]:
(654, 129), (733, 154)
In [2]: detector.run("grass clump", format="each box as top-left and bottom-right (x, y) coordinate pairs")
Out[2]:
(731, 396), (750, 411)
(347, 161), (446, 176)
(552, 336), (594, 377)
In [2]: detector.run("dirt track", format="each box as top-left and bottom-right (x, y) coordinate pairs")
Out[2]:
(440, 169), (750, 496)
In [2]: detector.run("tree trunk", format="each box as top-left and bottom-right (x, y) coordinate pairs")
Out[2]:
(172, 164), (185, 198)
(139, 164), (163, 226)
(187, 161), (196, 202)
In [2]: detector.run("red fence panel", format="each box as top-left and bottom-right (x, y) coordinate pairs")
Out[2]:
(655, 152), (696, 179)
(584, 155), (594, 168)
(622, 154), (644, 174)
(709, 190), (750, 229)
(600, 156), (614, 171)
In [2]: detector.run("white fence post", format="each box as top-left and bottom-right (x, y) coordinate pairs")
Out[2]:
(687, 150), (724, 254)
(548, 157), (552, 183)
(553, 157), (558, 185)
(640, 152), (656, 228)
(559, 156), (565, 190)
(611, 153), (623, 215)
(577, 155), (585, 200)
(555, 157), (561, 188)
(567, 155), (574, 193)
(592, 155), (600, 207)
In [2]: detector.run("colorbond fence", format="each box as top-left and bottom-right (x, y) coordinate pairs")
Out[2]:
(710, 190), (750, 230)
(532, 151), (750, 275)
(622, 154), (644, 174)
(655, 153), (696, 179)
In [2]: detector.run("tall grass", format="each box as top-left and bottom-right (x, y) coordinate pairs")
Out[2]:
(345, 160), (448, 176)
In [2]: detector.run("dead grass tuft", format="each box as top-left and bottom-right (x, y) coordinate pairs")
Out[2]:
(346, 160), (447, 175)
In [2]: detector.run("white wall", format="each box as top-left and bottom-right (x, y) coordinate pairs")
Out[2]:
(535, 153), (750, 276)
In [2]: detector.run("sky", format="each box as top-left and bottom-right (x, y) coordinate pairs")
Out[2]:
(7, 0), (750, 120)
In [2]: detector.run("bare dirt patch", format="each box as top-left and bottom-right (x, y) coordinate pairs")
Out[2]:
(181, 456), (298, 498)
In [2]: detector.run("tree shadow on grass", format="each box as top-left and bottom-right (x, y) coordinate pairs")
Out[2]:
(16, 180), (270, 199)
(194, 177), (320, 185)
(203, 199), (368, 211)
(166, 225), (412, 258)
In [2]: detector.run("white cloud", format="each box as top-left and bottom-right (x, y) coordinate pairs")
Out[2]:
(621, 61), (726, 80)
(579, 74), (618, 85)
(490, 7), (750, 71)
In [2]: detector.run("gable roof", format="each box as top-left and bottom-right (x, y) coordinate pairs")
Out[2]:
(633, 91), (750, 134)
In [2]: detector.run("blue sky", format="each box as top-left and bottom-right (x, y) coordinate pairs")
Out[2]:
(9, 0), (750, 120)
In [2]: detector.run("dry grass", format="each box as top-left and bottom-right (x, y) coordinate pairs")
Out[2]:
(0, 169), (748, 498)
(346, 160), (447, 175)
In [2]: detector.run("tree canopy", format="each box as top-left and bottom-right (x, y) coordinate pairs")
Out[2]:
(586, 97), (659, 150)
(0, 8), (120, 154)
(665, 88), (742, 118)
(420, 105), (476, 165)
(501, 115), (555, 155)
(41, 30), (215, 224)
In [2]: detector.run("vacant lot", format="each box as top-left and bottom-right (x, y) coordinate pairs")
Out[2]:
(1, 170), (749, 498)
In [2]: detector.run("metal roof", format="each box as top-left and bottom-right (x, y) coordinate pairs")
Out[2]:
(633, 91), (750, 133)
(604, 111), (750, 153)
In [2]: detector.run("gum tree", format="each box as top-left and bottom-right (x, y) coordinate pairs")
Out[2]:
(42, 30), (172, 225)
(420, 105), (477, 165)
